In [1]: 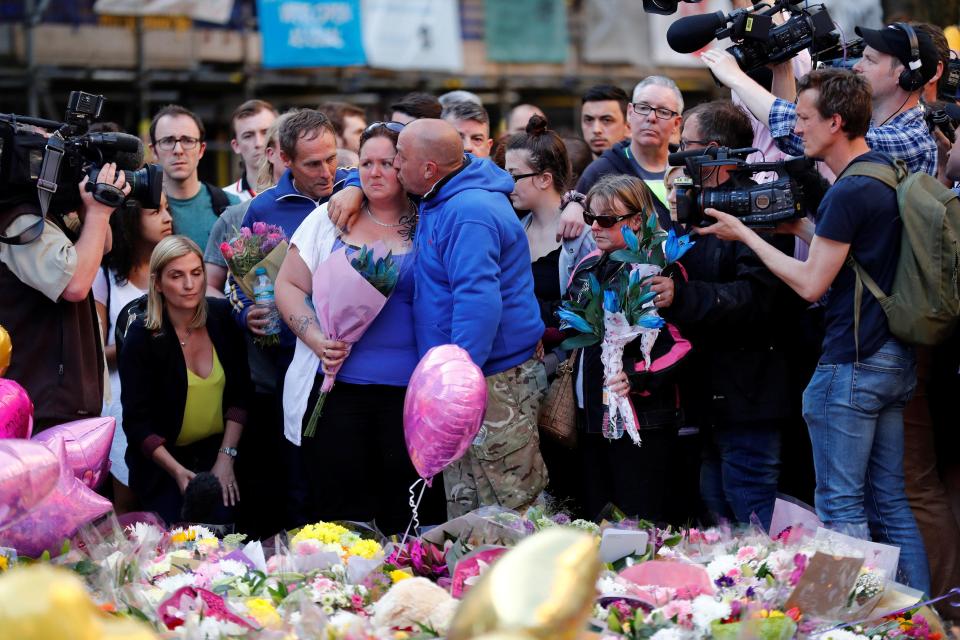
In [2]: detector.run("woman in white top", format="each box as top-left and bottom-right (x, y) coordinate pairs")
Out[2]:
(93, 193), (172, 513)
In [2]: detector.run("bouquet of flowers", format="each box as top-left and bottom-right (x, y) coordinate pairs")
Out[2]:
(557, 214), (695, 445)
(219, 221), (288, 299)
(303, 244), (400, 437)
(220, 221), (288, 347)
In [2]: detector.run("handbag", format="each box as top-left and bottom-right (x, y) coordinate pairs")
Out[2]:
(537, 350), (579, 448)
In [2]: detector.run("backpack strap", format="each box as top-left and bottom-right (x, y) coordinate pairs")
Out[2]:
(204, 182), (232, 216)
(839, 159), (905, 361)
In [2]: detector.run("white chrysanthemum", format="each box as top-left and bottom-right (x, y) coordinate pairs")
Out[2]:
(691, 594), (731, 630)
(650, 627), (692, 640)
(706, 554), (738, 580)
(820, 630), (869, 640)
(127, 522), (163, 548)
(214, 559), (249, 577)
(597, 575), (627, 595)
(155, 572), (197, 594)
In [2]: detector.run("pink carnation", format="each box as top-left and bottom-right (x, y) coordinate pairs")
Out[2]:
(219, 242), (234, 260)
(240, 227), (252, 238)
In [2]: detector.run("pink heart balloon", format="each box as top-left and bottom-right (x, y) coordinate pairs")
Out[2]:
(0, 378), (33, 440)
(32, 417), (115, 489)
(0, 438), (112, 557)
(403, 344), (487, 482)
(0, 440), (60, 530)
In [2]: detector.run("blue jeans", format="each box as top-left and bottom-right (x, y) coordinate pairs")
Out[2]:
(700, 422), (781, 530)
(802, 339), (930, 594)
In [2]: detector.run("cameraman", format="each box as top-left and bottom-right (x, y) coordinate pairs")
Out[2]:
(697, 69), (929, 593)
(702, 23), (939, 176)
(0, 164), (130, 431)
(657, 100), (798, 529)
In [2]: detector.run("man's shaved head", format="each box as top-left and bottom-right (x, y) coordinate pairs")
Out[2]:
(394, 119), (465, 196)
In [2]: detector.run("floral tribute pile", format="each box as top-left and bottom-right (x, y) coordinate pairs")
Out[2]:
(0, 504), (954, 640)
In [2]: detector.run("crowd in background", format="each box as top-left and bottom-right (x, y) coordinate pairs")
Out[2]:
(2, 8), (960, 620)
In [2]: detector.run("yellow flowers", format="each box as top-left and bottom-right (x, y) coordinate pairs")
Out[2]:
(291, 522), (350, 546)
(349, 539), (382, 560)
(246, 597), (282, 628)
(389, 570), (412, 584)
(0, 556), (8, 572)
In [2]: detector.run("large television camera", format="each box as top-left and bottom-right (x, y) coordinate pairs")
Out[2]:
(668, 146), (828, 228)
(0, 91), (162, 243)
(667, 0), (862, 74)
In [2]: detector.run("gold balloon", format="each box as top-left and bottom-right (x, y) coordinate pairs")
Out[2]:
(448, 528), (601, 640)
(945, 26), (960, 54)
(0, 324), (10, 376)
(0, 564), (158, 640)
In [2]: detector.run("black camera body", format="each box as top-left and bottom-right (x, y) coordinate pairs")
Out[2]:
(0, 91), (161, 228)
(726, 3), (837, 72)
(669, 146), (823, 228)
(666, 0), (858, 75)
(642, 0), (702, 16)
(924, 103), (958, 144)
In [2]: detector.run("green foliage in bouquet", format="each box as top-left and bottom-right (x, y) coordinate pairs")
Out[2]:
(350, 245), (399, 297)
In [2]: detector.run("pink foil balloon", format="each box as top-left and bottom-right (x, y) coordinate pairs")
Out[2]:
(0, 378), (33, 440)
(0, 438), (112, 557)
(32, 417), (115, 489)
(0, 440), (60, 529)
(403, 344), (487, 482)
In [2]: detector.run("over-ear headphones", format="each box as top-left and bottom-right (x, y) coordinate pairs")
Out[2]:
(893, 22), (925, 92)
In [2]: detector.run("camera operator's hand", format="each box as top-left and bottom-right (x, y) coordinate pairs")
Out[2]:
(933, 128), (954, 187)
(327, 185), (363, 232)
(648, 275), (675, 309)
(701, 49), (748, 91)
(78, 162), (129, 218)
(695, 208), (749, 243)
(557, 202), (588, 241)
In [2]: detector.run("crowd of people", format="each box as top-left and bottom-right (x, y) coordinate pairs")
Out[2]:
(2, 12), (960, 613)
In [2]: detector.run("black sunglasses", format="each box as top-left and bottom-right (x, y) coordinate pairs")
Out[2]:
(583, 210), (639, 228)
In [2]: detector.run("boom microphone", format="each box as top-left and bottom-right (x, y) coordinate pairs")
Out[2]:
(667, 11), (727, 53)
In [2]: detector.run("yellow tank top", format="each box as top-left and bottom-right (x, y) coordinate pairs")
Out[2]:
(176, 348), (225, 446)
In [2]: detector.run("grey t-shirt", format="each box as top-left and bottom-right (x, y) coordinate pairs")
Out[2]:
(203, 200), (252, 268)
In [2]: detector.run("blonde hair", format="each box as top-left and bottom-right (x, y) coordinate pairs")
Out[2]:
(256, 110), (298, 192)
(146, 235), (207, 331)
(584, 174), (657, 227)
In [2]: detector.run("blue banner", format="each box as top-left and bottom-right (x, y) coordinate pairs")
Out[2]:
(257, 0), (366, 68)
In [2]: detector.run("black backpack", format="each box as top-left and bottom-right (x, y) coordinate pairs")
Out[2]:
(203, 182), (232, 216)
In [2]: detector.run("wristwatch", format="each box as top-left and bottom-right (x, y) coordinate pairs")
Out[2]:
(218, 447), (238, 458)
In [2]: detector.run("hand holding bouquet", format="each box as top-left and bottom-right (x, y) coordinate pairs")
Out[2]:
(220, 222), (288, 346)
(303, 244), (400, 438)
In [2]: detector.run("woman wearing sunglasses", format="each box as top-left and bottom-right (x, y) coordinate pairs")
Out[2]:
(275, 121), (444, 533)
(567, 174), (688, 521)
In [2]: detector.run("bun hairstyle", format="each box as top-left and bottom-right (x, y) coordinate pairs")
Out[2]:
(506, 115), (571, 194)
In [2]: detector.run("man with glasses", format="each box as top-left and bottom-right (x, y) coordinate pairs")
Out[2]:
(557, 76), (683, 240)
(149, 105), (238, 249)
(658, 100), (800, 530)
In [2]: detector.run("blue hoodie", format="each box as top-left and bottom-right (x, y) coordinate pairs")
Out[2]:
(414, 156), (544, 375)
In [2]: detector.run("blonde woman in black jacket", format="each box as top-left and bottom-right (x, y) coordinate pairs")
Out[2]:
(119, 235), (252, 525)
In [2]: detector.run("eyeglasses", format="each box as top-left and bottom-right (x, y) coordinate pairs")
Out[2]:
(583, 210), (639, 228)
(631, 102), (680, 120)
(364, 121), (406, 135)
(678, 138), (711, 151)
(511, 171), (540, 183)
(154, 136), (201, 151)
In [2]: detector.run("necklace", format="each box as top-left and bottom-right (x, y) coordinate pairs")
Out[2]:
(177, 327), (192, 347)
(365, 204), (403, 228)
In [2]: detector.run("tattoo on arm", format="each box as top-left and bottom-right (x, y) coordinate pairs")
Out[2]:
(290, 314), (315, 339)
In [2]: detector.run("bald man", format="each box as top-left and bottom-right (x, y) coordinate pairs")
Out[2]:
(506, 103), (546, 134)
(389, 119), (548, 518)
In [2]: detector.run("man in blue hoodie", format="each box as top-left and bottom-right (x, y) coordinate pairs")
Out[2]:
(394, 119), (548, 517)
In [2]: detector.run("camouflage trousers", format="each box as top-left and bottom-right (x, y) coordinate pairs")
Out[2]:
(444, 357), (549, 518)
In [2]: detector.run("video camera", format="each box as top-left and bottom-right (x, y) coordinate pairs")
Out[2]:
(666, 0), (861, 74)
(924, 102), (960, 144)
(668, 146), (827, 227)
(0, 91), (162, 242)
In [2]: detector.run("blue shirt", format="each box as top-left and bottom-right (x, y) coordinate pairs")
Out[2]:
(327, 239), (419, 386)
(169, 184), (239, 249)
(768, 98), (937, 176)
(816, 151), (901, 363)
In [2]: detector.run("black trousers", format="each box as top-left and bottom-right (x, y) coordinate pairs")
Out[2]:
(577, 413), (678, 523)
(299, 378), (446, 536)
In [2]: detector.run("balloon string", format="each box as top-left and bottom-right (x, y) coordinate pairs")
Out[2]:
(400, 478), (426, 548)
